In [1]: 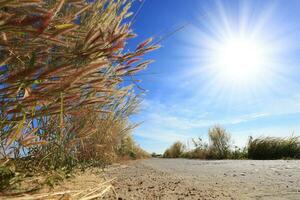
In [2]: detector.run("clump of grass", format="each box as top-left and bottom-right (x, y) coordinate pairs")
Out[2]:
(0, 0), (157, 193)
(231, 146), (248, 159)
(163, 126), (299, 160)
(248, 136), (300, 159)
(181, 138), (210, 159)
(118, 134), (150, 160)
(163, 125), (243, 160)
(163, 141), (185, 158)
(208, 125), (231, 159)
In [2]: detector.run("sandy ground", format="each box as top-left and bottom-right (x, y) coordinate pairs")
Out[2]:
(103, 159), (300, 200)
(5, 159), (299, 199)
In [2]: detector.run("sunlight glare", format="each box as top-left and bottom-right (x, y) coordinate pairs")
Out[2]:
(213, 37), (267, 83)
(183, 1), (293, 105)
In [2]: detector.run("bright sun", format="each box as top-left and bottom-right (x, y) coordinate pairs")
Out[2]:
(187, 1), (288, 101)
(213, 37), (267, 84)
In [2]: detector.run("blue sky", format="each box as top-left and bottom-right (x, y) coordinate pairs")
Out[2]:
(129, 0), (300, 153)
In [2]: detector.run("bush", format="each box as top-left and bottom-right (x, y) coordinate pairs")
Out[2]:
(231, 146), (248, 159)
(162, 126), (239, 160)
(151, 153), (162, 158)
(181, 138), (210, 159)
(208, 126), (231, 159)
(248, 136), (300, 159)
(163, 141), (185, 158)
(162, 126), (300, 161)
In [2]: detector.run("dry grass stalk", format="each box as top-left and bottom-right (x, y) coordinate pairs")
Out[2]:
(0, 0), (157, 157)
(4, 184), (114, 200)
(0, 0), (156, 192)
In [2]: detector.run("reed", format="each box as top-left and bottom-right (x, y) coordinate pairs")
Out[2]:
(208, 125), (231, 159)
(163, 126), (232, 159)
(163, 126), (298, 160)
(0, 0), (156, 192)
(248, 136), (300, 159)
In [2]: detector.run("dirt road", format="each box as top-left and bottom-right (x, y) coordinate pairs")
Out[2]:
(104, 158), (300, 200)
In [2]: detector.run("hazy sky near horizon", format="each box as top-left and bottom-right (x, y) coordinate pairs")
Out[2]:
(129, 0), (300, 153)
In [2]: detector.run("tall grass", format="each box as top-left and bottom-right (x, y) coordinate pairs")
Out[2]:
(0, 0), (156, 192)
(118, 134), (150, 160)
(181, 138), (210, 159)
(163, 126), (299, 160)
(248, 136), (300, 159)
(208, 126), (231, 159)
(164, 125), (232, 159)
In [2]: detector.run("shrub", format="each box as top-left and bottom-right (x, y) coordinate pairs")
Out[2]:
(208, 125), (231, 159)
(151, 153), (162, 158)
(181, 138), (210, 159)
(247, 136), (300, 159)
(162, 126), (235, 160)
(231, 146), (248, 159)
(162, 127), (300, 161)
(163, 141), (185, 158)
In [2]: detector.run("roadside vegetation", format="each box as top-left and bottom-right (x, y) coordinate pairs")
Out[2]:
(163, 125), (299, 160)
(248, 136), (300, 159)
(0, 0), (156, 195)
(163, 141), (185, 158)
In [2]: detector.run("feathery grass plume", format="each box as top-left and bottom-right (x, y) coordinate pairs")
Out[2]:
(0, 0), (158, 154)
(0, 0), (157, 192)
(74, 91), (142, 166)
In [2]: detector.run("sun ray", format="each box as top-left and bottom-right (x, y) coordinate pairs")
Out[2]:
(179, 0), (300, 106)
